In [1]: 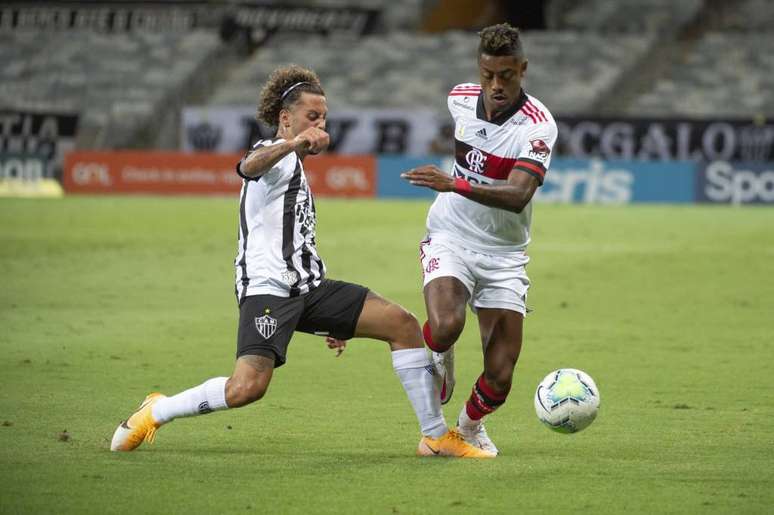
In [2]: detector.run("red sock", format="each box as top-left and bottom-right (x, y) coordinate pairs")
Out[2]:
(465, 374), (510, 421)
(422, 321), (448, 353)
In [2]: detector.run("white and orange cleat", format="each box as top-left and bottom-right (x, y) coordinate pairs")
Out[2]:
(457, 422), (499, 456)
(417, 429), (496, 458)
(110, 393), (166, 452)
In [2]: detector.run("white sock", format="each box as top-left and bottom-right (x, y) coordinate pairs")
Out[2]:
(392, 348), (447, 438)
(151, 377), (229, 424)
(458, 403), (481, 429)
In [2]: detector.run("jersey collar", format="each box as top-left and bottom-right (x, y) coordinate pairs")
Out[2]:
(476, 88), (528, 126)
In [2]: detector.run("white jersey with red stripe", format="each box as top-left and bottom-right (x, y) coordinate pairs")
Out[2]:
(426, 83), (558, 255)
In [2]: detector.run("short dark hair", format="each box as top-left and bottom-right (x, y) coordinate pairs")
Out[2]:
(257, 64), (325, 126)
(478, 23), (524, 59)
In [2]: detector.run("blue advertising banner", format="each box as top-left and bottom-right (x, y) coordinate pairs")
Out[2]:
(537, 159), (696, 204)
(696, 160), (774, 204)
(377, 156), (444, 199)
(376, 156), (698, 203)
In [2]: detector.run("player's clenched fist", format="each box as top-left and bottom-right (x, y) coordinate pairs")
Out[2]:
(401, 165), (455, 192)
(293, 127), (329, 155)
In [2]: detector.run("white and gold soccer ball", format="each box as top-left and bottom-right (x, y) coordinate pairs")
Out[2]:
(534, 369), (600, 433)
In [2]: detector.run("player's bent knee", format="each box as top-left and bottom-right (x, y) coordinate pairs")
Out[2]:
(428, 314), (465, 348)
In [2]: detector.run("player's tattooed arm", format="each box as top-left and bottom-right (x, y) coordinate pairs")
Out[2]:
(402, 165), (538, 213)
(239, 139), (299, 178)
(239, 127), (329, 178)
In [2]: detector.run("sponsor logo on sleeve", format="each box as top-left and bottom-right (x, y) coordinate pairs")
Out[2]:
(528, 139), (551, 162)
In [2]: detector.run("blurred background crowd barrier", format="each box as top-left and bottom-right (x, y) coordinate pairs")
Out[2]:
(1, 0), (772, 203)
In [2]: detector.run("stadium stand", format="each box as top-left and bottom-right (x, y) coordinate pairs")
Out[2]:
(208, 30), (655, 116)
(0, 29), (223, 148)
(703, 0), (774, 31)
(626, 32), (774, 117)
(2, 0), (772, 151)
(553, 0), (703, 33)
(620, 0), (774, 117)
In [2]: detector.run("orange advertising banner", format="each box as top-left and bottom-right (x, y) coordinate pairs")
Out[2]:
(62, 151), (376, 197)
(303, 155), (376, 197)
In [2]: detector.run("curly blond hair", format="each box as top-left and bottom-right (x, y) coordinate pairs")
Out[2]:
(257, 65), (325, 126)
(478, 23), (524, 59)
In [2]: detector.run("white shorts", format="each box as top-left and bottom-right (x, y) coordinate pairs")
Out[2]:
(419, 236), (531, 315)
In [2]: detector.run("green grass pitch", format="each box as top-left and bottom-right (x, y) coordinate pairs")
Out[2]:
(1, 196), (772, 514)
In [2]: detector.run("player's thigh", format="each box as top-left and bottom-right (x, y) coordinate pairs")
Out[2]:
(420, 238), (473, 324)
(477, 308), (524, 387)
(352, 291), (422, 347)
(424, 276), (470, 325)
(296, 279), (369, 340)
(470, 253), (530, 315)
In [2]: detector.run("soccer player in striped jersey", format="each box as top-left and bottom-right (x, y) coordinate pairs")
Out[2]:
(403, 24), (559, 455)
(111, 65), (492, 458)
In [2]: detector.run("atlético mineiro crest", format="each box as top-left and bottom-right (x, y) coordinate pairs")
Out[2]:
(255, 310), (277, 340)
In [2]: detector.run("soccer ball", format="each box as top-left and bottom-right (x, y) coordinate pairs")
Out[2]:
(534, 369), (600, 433)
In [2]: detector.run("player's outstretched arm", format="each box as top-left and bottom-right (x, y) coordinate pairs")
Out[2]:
(240, 127), (329, 178)
(402, 165), (538, 213)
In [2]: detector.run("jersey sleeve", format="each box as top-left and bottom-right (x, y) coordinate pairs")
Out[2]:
(447, 83), (481, 122)
(512, 121), (558, 185)
(236, 139), (297, 183)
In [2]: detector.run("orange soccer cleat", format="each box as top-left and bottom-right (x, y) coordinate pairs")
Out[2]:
(110, 393), (166, 452)
(417, 428), (496, 458)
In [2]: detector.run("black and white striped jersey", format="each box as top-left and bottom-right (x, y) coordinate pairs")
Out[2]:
(234, 138), (325, 301)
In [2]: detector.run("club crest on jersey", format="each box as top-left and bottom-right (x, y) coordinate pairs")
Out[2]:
(255, 314), (278, 340)
(465, 148), (486, 174)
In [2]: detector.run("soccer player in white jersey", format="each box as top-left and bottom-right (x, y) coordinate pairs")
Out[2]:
(402, 24), (558, 455)
(111, 65), (491, 458)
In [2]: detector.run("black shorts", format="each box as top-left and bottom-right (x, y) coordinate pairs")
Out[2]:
(236, 279), (369, 367)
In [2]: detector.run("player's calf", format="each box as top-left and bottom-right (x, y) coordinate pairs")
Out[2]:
(387, 304), (425, 350)
(225, 378), (268, 407)
(460, 374), (511, 426)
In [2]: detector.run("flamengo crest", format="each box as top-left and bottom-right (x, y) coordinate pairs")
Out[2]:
(255, 314), (278, 340)
(466, 148), (485, 173)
